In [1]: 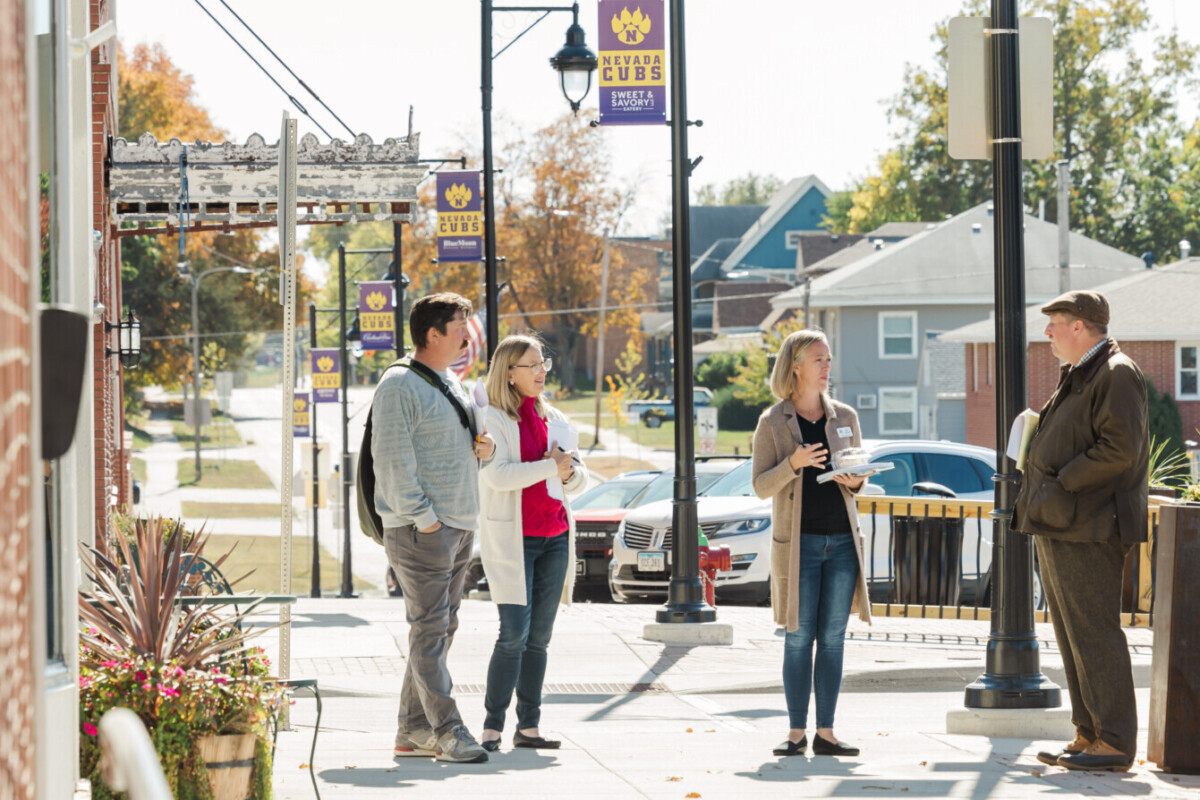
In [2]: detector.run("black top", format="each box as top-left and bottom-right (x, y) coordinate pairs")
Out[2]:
(796, 414), (852, 535)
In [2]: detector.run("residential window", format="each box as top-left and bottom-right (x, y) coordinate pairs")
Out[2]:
(1180, 344), (1199, 399)
(785, 231), (804, 250)
(879, 387), (917, 435)
(879, 311), (917, 359)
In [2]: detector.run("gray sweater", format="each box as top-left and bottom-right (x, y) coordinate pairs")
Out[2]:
(371, 364), (480, 532)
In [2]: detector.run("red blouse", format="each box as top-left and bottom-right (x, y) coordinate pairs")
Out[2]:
(518, 396), (569, 538)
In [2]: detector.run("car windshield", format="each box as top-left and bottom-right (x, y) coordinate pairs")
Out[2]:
(634, 466), (732, 506)
(700, 460), (755, 497)
(572, 476), (657, 511)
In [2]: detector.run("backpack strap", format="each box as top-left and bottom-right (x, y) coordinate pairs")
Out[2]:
(400, 357), (477, 439)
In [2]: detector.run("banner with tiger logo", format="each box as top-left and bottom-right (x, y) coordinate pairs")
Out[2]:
(358, 281), (395, 350)
(311, 348), (341, 403)
(599, 1), (666, 125)
(436, 171), (483, 262)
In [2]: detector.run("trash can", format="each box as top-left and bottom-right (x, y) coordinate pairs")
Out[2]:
(891, 514), (963, 606)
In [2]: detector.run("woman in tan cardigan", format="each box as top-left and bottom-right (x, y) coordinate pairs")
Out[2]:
(752, 329), (873, 758)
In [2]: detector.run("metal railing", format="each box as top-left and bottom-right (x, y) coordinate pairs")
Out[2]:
(855, 495), (1160, 627)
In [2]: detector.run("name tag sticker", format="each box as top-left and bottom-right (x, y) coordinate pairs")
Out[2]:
(837, 426), (853, 438)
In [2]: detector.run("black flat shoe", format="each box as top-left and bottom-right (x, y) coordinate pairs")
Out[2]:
(480, 739), (501, 752)
(513, 731), (561, 749)
(812, 733), (859, 756)
(772, 736), (807, 756)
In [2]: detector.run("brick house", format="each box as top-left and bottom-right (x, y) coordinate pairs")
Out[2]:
(3, 0), (122, 794)
(941, 259), (1200, 451)
(584, 236), (669, 380)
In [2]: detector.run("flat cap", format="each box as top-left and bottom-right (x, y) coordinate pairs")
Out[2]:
(1041, 290), (1110, 325)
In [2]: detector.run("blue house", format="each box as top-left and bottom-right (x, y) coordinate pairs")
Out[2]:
(715, 175), (832, 280)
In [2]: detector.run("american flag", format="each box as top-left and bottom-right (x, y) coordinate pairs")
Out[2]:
(449, 307), (486, 378)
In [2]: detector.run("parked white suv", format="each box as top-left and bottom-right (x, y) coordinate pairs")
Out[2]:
(610, 440), (1011, 606)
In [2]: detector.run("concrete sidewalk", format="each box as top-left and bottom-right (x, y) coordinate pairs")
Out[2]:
(262, 598), (1188, 800)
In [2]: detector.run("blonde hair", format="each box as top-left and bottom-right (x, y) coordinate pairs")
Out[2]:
(486, 334), (549, 420)
(770, 329), (829, 400)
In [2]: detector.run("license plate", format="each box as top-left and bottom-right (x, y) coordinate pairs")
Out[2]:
(637, 551), (666, 572)
(575, 560), (585, 576)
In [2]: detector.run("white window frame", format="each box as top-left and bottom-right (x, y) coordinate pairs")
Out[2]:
(878, 311), (918, 360)
(1178, 342), (1200, 400)
(784, 230), (804, 250)
(878, 387), (918, 435)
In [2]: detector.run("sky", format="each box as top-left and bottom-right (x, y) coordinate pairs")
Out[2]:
(117, 0), (1197, 238)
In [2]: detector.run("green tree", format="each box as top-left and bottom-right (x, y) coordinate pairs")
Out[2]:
(694, 172), (784, 206)
(118, 42), (297, 390)
(695, 351), (747, 390)
(823, 0), (1200, 262)
(731, 320), (806, 411)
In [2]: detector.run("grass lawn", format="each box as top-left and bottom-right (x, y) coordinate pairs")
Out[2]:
(181, 501), (283, 519)
(177, 459), (274, 489)
(133, 458), (147, 483)
(602, 421), (755, 456)
(127, 410), (153, 449)
(584, 457), (658, 481)
(171, 418), (244, 449)
(204, 534), (376, 594)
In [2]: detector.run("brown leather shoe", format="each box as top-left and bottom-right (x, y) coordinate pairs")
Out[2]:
(1036, 733), (1091, 766)
(1058, 740), (1134, 772)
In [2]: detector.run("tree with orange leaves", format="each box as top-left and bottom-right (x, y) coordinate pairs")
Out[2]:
(117, 42), (306, 391)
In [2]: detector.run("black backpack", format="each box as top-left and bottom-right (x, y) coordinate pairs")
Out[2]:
(357, 357), (477, 545)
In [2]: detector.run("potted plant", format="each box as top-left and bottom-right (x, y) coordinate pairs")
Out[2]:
(79, 516), (282, 799)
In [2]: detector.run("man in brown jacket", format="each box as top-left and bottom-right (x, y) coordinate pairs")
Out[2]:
(1014, 290), (1149, 772)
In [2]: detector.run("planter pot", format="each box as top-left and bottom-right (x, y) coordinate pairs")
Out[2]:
(196, 733), (257, 800)
(1148, 502), (1200, 773)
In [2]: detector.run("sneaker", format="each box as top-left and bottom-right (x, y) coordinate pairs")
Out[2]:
(434, 725), (489, 763)
(394, 729), (438, 758)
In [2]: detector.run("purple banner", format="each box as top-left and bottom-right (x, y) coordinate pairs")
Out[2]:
(358, 281), (395, 350)
(311, 348), (341, 403)
(436, 171), (483, 262)
(598, 1), (667, 126)
(293, 393), (311, 437)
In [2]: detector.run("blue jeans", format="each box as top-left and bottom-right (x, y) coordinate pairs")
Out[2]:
(483, 532), (569, 732)
(783, 533), (859, 730)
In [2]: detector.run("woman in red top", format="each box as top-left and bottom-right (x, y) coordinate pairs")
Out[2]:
(477, 335), (586, 751)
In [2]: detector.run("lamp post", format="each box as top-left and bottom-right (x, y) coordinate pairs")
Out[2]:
(963, 0), (1060, 711)
(190, 265), (257, 483)
(481, 1), (597, 360)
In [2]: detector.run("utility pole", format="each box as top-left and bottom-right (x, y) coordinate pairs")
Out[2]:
(592, 232), (611, 447)
(1057, 159), (1070, 294)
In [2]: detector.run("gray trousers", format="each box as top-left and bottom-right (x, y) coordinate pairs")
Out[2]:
(1036, 531), (1138, 756)
(384, 524), (474, 739)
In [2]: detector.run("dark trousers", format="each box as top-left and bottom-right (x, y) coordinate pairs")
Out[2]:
(384, 524), (474, 739)
(483, 532), (569, 732)
(1036, 531), (1138, 755)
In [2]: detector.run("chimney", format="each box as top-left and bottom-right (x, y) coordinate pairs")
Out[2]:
(1181, 239), (1192, 261)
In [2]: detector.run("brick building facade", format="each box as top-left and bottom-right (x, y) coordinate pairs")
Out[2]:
(0, 0), (37, 793)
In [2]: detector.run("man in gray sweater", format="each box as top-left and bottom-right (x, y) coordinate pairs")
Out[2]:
(373, 292), (496, 763)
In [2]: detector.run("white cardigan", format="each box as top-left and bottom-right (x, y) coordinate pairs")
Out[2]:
(478, 403), (587, 606)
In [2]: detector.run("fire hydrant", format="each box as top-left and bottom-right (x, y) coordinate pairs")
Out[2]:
(698, 544), (732, 606)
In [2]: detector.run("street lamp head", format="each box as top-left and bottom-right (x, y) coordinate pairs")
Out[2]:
(550, 17), (597, 114)
(105, 306), (142, 369)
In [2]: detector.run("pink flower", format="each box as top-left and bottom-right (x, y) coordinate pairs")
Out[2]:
(174, 666), (185, 677)
(100, 660), (119, 668)
(160, 686), (180, 697)
(135, 670), (147, 681)
(83, 723), (98, 737)
(213, 676), (228, 684)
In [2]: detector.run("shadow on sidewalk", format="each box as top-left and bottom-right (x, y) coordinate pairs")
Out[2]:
(317, 750), (560, 788)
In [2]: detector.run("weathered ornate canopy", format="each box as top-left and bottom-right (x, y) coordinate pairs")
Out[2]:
(108, 131), (425, 237)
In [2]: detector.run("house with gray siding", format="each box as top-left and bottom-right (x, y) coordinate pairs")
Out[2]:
(769, 202), (1146, 441)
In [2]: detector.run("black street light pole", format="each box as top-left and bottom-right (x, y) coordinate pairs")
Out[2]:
(965, 0), (1060, 710)
(658, 0), (713, 625)
(308, 302), (321, 598)
(481, 1), (596, 362)
(337, 243), (355, 598)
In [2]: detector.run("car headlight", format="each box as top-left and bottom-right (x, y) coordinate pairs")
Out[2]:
(710, 517), (770, 538)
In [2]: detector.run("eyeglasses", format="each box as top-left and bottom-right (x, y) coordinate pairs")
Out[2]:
(511, 358), (553, 374)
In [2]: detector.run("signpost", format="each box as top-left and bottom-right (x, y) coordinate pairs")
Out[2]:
(697, 406), (718, 456)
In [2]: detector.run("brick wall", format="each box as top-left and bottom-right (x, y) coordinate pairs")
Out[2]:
(965, 340), (1200, 449)
(90, 0), (123, 536)
(586, 239), (667, 380)
(0, 0), (37, 793)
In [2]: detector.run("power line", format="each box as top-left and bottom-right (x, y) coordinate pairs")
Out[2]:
(191, 0), (334, 139)
(215, 0), (357, 139)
